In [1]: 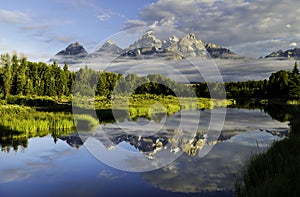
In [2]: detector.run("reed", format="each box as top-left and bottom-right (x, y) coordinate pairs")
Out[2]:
(0, 105), (98, 139)
(235, 135), (300, 197)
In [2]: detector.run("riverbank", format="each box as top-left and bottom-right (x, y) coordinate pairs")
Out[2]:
(235, 104), (300, 196)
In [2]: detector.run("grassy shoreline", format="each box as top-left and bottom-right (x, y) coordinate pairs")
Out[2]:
(235, 103), (300, 196)
(0, 94), (234, 135)
(235, 134), (300, 197)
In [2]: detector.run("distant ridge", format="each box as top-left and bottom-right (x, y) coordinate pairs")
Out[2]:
(205, 43), (244, 59)
(265, 48), (300, 60)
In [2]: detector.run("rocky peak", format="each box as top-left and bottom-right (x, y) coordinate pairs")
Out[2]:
(265, 48), (300, 60)
(129, 29), (163, 50)
(169, 35), (179, 43)
(162, 35), (180, 49)
(206, 43), (221, 49)
(55, 42), (87, 57)
(166, 33), (207, 57)
(205, 43), (243, 59)
(50, 41), (88, 64)
(95, 40), (123, 54)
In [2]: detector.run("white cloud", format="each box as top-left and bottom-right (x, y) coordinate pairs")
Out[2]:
(123, 19), (148, 29)
(289, 42), (297, 47)
(97, 11), (127, 22)
(97, 13), (111, 21)
(123, 0), (300, 57)
(0, 9), (30, 24)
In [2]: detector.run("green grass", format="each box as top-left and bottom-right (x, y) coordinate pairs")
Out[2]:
(0, 94), (233, 147)
(72, 94), (234, 122)
(93, 94), (234, 119)
(235, 103), (300, 197)
(0, 104), (98, 139)
(235, 135), (300, 197)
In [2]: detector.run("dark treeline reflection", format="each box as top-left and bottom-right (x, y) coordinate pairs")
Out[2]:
(0, 130), (72, 153)
(231, 100), (300, 133)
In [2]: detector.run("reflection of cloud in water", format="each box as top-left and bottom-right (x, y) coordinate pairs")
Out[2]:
(0, 169), (32, 183)
(142, 138), (270, 193)
(98, 170), (127, 180)
(138, 109), (288, 193)
(228, 129), (283, 147)
(0, 136), (78, 184)
(82, 108), (288, 172)
(184, 108), (288, 132)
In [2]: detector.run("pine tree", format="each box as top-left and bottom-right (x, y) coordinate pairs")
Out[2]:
(292, 62), (299, 75)
(15, 56), (27, 95)
(10, 53), (19, 95)
(1, 53), (12, 99)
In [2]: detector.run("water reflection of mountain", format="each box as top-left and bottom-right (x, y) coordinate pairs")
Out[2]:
(0, 123), (288, 155)
(77, 126), (288, 160)
(0, 106), (289, 153)
(59, 133), (83, 148)
(141, 129), (287, 194)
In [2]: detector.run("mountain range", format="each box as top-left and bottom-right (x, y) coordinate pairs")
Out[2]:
(50, 30), (245, 64)
(51, 30), (300, 64)
(264, 48), (300, 60)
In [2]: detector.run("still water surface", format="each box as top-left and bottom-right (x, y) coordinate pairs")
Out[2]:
(0, 108), (288, 197)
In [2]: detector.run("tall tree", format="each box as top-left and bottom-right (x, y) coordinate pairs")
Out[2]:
(1, 53), (12, 99)
(292, 62), (299, 75)
(15, 56), (28, 95)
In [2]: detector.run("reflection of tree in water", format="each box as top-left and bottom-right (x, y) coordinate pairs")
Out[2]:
(264, 103), (291, 122)
(264, 102), (300, 135)
(228, 99), (266, 110)
(0, 137), (28, 153)
(230, 100), (300, 135)
(0, 129), (75, 153)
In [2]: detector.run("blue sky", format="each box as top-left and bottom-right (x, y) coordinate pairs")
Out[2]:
(1, 0), (300, 61)
(0, 0), (154, 61)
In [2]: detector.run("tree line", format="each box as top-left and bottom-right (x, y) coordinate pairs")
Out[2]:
(1, 53), (299, 100)
(0, 53), (193, 100)
(0, 53), (74, 100)
(73, 66), (194, 98)
(195, 62), (300, 100)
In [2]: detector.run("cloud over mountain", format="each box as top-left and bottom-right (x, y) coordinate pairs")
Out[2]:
(124, 0), (300, 57)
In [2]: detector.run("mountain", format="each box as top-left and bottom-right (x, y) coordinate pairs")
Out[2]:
(129, 29), (163, 49)
(170, 33), (207, 58)
(205, 43), (244, 59)
(121, 29), (165, 59)
(55, 42), (87, 56)
(89, 40), (123, 58)
(265, 48), (300, 60)
(50, 42), (88, 64)
(51, 30), (246, 64)
(122, 31), (207, 60)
